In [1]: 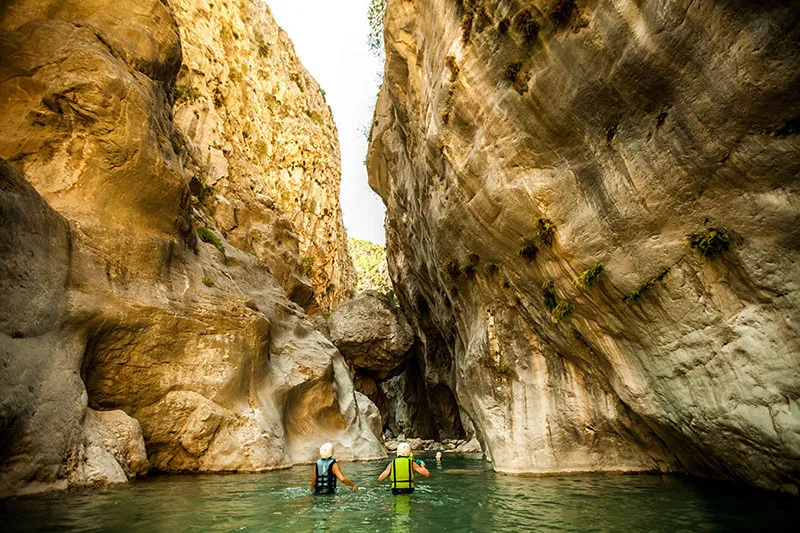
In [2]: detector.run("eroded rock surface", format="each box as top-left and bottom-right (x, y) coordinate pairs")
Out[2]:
(328, 291), (414, 380)
(170, 0), (356, 312)
(0, 0), (382, 498)
(368, 0), (800, 493)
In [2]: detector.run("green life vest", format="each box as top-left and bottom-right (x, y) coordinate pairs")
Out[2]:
(390, 457), (415, 491)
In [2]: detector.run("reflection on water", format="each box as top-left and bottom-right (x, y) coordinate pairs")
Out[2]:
(2, 456), (795, 532)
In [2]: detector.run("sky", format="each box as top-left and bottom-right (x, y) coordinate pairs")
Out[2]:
(268, 0), (387, 245)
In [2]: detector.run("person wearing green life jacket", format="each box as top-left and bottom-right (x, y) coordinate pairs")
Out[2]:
(378, 442), (430, 494)
(310, 442), (359, 494)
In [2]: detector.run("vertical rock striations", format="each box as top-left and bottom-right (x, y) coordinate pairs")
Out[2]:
(368, 0), (800, 493)
(0, 0), (382, 498)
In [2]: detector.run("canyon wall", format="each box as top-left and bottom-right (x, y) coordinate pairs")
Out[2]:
(368, 0), (800, 493)
(0, 0), (382, 498)
(169, 0), (356, 313)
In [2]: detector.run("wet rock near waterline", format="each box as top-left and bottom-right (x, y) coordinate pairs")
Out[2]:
(383, 438), (480, 455)
(369, 0), (800, 493)
(77, 409), (150, 487)
(328, 291), (414, 380)
(0, 0), (383, 497)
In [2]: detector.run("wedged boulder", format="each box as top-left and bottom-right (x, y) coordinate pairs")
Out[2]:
(328, 291), (414, 380)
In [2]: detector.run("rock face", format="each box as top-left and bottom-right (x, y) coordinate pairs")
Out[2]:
(368, 0), (800, 493)
(328, 291), (466, 441)
(0, 0), (383, 498)
(329, 291), (414, 380)
(170, 0), (356, 313)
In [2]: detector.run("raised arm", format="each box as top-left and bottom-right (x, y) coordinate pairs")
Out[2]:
(378, 463), (392, 482)
(332, 463), (358, 490)
(413, 461), (430, 478)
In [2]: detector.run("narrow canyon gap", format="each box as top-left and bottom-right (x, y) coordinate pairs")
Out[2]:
(0, 0), (798, 501)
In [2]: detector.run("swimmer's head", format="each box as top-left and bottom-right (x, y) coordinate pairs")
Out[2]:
(435, 451), (442, 460)
(397, 442), (411, 457)
(320, 442), (334, 459)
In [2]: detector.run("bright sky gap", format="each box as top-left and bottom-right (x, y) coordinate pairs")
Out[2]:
(268, 0), (387, 245)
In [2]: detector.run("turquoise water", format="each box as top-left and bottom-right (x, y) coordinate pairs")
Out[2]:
(2, 456), (795, 532)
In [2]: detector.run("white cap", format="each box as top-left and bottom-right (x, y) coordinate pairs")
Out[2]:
(320, 442), (334, 459)
(397, 442), (411, 457)
(435, 451), (442, 459)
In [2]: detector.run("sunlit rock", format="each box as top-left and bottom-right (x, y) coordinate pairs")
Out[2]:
(0, 0), (382, 497)
(368, 0), (800, 494)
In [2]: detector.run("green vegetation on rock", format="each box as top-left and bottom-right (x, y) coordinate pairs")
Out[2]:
(688, 228), (730, 259)
(624, 267), (671, 304)
(542, 280), (557, 311)
(517, 241), (538, 262)
(535, 218), (555, 246)
(577, 263), (605, 287)
(301, 255), (315, 277)
(551, 301), (574, 323)
(175, 85), (201, 104)
(367, 0), (386, 58)
(197, 227), (225, 255)
(348, 238), (392, 293)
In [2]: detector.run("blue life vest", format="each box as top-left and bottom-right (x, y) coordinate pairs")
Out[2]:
(314, 458), (337, 494)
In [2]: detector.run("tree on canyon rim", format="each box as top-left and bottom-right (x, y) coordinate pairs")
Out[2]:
(368, 0), (386, 59)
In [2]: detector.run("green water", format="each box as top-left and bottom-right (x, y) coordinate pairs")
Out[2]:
(2, 456), (795, 532)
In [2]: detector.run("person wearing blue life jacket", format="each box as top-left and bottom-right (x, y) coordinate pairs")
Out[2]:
(310, 442), (359, 494)
(378, 442), (430, 494)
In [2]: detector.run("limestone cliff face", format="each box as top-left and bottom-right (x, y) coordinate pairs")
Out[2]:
(368, 0), (800, 493)
(170, 0), (355, 312)
(0, 0), (382, 498)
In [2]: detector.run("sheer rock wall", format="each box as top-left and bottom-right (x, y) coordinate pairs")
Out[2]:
(170, 0), (356, 312)
(368, 0), (800, 493)
(0, 0), (382, 498)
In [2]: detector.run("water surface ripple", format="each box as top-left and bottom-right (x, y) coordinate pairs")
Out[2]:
(3, 456), (794, 532)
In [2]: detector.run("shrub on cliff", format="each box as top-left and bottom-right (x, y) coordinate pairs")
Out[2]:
(463, 263), (477, 280)
(517, 241), (538, 262)
(688, 228), (730, 259)
(514, 10), (540, 43)
(551, 301), (574, 323)
(504, 61), (523, 83)
(367, 0), (386, 58)
(197, 227), (225, 255)
(445, 259), (464, 278)
(577, 263), (605, 287)
(535, 218), (555, 246)
(624, 267), (670, 304)
(542, 280), (557, 311)
(301, 255), (315, 277)
(175, 85), (201, 104)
